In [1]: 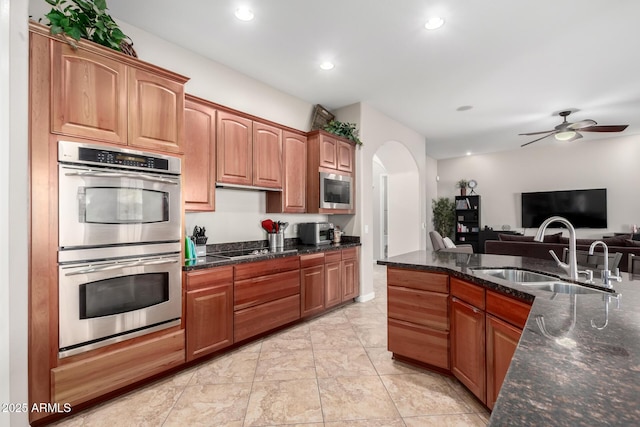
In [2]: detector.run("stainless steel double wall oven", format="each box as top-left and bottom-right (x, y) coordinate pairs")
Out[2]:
(57, 141), (182, 358)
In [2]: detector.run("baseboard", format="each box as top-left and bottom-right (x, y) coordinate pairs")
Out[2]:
(356, 292), (375, 303)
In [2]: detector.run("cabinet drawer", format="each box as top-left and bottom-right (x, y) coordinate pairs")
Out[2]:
(387, 267), (448, 293)
(486, 290), (532, 329)
(325, 250), (342, 263)
(185, 266), (233, 291)
(234, 256), (300, 281)
(234, 294), (300, 342)
(450, 278), (485, 310)
(388, 286), (449, 330)
(388, 318), (449, 370)
(300, 252), (325, 268)
(51, 330), (184, 406)
(234, 269), (300, 310)
(341, 247), (358, 260)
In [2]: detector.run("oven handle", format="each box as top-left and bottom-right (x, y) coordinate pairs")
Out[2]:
(65, 258), (179, 276)
(65, 170), (179, 185)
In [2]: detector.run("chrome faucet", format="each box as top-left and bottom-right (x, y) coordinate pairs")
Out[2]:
(534, 216), (579, 280)
(589, 240), (622, 288)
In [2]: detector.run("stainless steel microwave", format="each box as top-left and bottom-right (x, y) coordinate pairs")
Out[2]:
(320, 171), (353, 210)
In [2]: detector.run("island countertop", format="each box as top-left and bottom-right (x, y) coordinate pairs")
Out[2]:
(377, 250), (640, 426)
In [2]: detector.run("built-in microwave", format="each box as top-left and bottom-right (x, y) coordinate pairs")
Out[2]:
(320, 171), (353, 210)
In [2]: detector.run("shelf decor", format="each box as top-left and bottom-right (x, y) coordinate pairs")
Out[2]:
(456, 179), (469, 196)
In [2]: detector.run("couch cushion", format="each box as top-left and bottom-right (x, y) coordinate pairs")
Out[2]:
(499, 232), (562, 243)
(442, 237), (456, 248)
(626, 239), (640, 247)
(602, 236), (629, 247)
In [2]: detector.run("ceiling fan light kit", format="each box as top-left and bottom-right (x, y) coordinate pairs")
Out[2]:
(519, 110), (629, 147)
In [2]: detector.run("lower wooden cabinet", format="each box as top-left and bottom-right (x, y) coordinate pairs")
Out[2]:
(234, 295), (300, 342)
(486, 314), (522, 410)
(341, 247), (359, 301)
(300, 253), (326, 318)
(185, 266), (234, 361)
(450, 296), (486, 402)
(387, 268), (450, 370)
(325, 251), (343, 308)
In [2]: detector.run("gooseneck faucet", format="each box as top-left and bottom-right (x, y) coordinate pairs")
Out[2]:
(534, 216), (579, 280)
(589, 240), (622, 288)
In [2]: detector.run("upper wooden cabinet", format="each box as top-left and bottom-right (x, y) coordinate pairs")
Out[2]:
(216, 111), (285, 190)
(216, 110), (253, 186)
(317, 132), (354, 173)
(266, 131), (307, 213)
(253, 121), (283, 189)
(51, 42), (128, 144)
(184, 95), (216, 211)
(49, 33), (187, 153)
(128, 68), (184, 153)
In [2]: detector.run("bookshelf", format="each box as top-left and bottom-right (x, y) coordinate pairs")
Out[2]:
(455, 195), (481, 252)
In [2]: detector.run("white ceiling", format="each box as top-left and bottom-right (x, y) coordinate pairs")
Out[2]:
(106, 0), (640, 159)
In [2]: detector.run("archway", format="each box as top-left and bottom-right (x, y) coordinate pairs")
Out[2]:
(372, 141), (421, 258)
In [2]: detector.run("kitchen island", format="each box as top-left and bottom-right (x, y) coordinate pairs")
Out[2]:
(378, 250), (640, 426)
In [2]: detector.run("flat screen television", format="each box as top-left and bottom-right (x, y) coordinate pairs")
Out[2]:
(521, 188), (607, 228)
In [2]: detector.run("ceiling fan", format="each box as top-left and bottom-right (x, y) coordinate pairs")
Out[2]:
(520, 110), (628, 147)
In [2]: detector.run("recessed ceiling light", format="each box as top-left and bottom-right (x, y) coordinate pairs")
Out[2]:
(424, 17), (445, 30)
(466, 151), (472, 156)
(235, 7), (254, 21)
(319, 61), (335, 70)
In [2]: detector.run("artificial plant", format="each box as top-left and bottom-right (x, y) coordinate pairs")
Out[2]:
(432, 197), (455, 238)
(44, 0), (130, 52)
(323, 120), (363, 145)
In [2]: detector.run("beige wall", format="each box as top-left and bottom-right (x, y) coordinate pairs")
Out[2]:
(437, 134), (640, 238)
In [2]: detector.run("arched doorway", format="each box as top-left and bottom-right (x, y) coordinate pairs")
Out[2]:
(372, 141), (420, 258)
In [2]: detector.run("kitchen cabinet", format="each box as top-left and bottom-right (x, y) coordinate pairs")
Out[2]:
(184, 266), (233, 362)
(450, 278), (486, 403)
(306, 130), (356, 214)
(387, 268), (450, 369)
(253, 121), (283, 189)
(216, 110), (253, 186)
(341, 246), (360, 301)
(233, 256), (301, 341)
(266, 131), (307, 213)
(184, 95), (216, 211)
(50, 38), (187, 153)
(216, 111), (284, 189)
(324, 250), (343, 308)
(485, 290), (531, 410)
(300, 253), (326, 318)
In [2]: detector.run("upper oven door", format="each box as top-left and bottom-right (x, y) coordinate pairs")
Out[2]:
(59, 164), (181, 248)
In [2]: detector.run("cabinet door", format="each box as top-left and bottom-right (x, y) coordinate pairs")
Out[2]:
(186, 283), (233, 362)
(325, 261), (342, 308)
(51, 41), (128, 144)
(486, 314), (522, 410)
(336, 140), (354, 172)
(450, 297), (486, 403)
(266, 131), (307, 213)
(253, 122), (283, 188)
(216, 111), (253, 185)
(301, 264), (325, 318)
(341, 258), (359, 301)
(128, 68), (184, 153)
(184, 96), (216, 211)
(319, 134), (338, 169)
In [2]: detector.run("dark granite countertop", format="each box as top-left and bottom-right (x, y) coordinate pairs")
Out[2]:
(377, 250), (640, 426)
(183, 241), (361, 271)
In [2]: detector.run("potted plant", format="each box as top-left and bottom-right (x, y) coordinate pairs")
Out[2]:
(323, 120), (363, 146)
(456, 179), (469, 196)
(44, 0), (134, 54)
(432, 197), (455, 238)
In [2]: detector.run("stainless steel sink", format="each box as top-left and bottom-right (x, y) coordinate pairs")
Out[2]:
(522, 281), (608, 295)
(472, 268), (558, 283)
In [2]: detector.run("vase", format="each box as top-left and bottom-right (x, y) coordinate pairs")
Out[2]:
(460, 188), (467, 196)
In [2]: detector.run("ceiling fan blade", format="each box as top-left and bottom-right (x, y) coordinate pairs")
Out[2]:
(520, 132), (556, 147)
(518, 129), (555, 136)
(580, 124), (629, 132)
(567, 119), (597, 130)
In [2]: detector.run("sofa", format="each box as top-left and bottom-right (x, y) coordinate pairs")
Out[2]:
(484, 233), (640, 272)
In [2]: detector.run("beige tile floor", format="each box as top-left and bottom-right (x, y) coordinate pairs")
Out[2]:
(52, 264), (490, 426)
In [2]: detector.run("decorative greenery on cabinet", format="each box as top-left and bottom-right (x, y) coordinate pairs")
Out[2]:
(323, 120), (363, 146)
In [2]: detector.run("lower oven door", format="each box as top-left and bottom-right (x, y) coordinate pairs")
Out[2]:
(58, 252), (182, 358)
